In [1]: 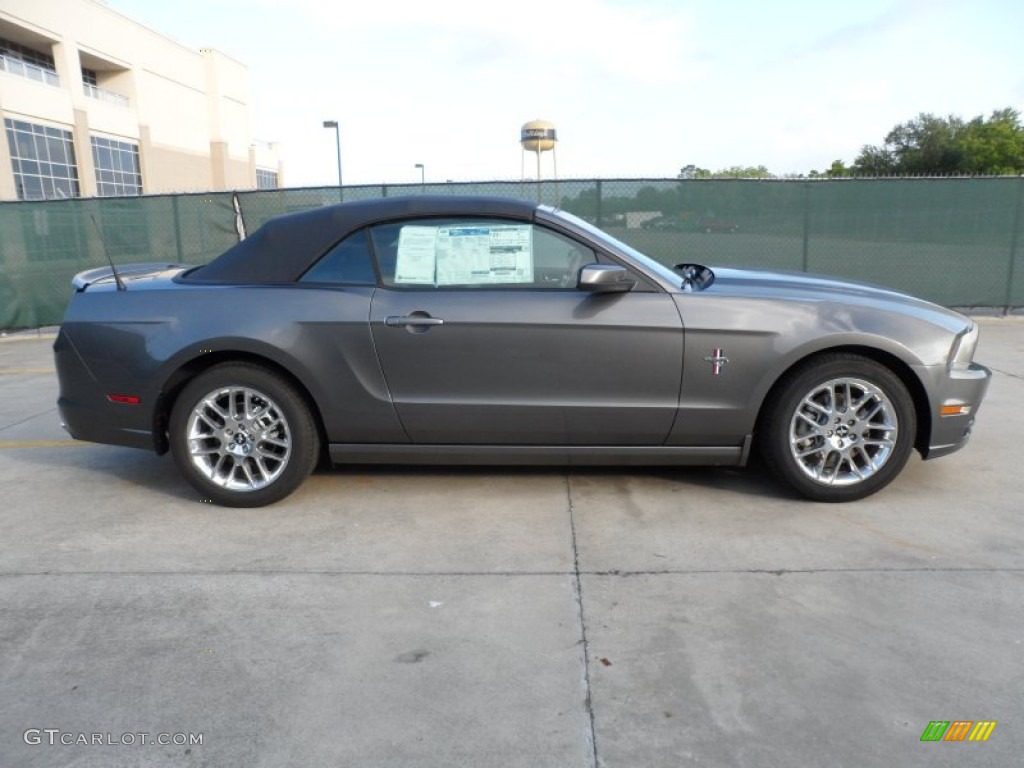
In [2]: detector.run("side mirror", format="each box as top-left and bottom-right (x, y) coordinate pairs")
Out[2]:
(577, 264), (635, 293)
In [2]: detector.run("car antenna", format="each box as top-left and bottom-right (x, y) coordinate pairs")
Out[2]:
(89, 214), (126, 291)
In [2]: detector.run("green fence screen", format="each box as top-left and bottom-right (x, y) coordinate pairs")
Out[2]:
(1, 177), (1022, 329)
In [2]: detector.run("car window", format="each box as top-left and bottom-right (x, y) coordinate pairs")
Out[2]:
(369, 218), (594, 289)
(542, 206), (680, 290)
(299, 229), (377, 285)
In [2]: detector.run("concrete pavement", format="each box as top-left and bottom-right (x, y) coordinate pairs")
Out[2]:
(1, 318), (1021, 767)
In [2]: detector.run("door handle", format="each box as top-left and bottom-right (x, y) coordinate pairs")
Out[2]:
(384, 313), (444, 332)
(385, 315), (444, 327)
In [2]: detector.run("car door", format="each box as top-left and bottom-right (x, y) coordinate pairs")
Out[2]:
(367, 217), (684, 445)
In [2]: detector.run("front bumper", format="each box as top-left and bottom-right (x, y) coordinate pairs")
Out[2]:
(922, 362), (991, 460)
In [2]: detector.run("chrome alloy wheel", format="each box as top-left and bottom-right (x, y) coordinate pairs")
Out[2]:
(788, 377), (898, 487)
(185, 386), (292, 491)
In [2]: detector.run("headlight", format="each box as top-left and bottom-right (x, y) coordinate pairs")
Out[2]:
(947, 323), (979, 371)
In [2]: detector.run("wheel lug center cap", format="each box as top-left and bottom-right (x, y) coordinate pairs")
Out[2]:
(835, 425), (849, 438)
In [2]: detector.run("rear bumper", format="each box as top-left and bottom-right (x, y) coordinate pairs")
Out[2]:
(923, 362), (991, 460)
(54, 327), (157, 452)
(57, 396), (155, 450)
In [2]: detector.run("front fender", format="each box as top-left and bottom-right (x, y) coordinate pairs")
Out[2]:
(667, 295), (952, 446)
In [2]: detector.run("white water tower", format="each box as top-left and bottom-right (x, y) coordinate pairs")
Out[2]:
(520, 119), (558, 201)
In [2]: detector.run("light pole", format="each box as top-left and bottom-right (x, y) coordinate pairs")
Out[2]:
(322, 120), (342, 201)
(414, 163), (425, 191)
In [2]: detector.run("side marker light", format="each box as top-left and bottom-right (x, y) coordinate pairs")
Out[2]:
(940, 404), (971, 417)
(107, 394), (142, 404)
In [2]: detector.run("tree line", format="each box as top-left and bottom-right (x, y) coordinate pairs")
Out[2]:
(677, 108), (1024, 179)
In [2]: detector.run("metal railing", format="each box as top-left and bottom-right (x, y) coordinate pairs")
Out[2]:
(0, 53), (60, 87)
(82, 82), (130, 108)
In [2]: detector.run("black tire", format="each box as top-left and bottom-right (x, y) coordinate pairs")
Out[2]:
(758, 354), (916, 502)
(169, 362), (319, 507)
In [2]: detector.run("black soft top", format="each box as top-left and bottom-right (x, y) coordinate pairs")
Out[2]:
(183, 195), (539, 284)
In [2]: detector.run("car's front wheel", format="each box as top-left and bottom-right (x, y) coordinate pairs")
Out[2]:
(169, 363), (319, 507)
(759, 354), (916, 502)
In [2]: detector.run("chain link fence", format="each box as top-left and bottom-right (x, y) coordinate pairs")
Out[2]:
(2, 177), (1022, 329)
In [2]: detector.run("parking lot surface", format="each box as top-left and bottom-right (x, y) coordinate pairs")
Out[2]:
(1, 318), (1022, 767)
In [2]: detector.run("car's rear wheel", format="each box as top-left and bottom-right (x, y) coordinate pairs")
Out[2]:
(759, 354), (916, 502)
(169, 363), (319, 507)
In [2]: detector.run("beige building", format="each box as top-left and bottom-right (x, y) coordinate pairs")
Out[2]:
(0, 0), (281, 201)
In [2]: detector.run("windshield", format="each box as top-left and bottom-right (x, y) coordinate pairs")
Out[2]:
(542, 206), (683, 288)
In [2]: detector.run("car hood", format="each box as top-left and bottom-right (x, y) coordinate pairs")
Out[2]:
(706, 267), (970, 334)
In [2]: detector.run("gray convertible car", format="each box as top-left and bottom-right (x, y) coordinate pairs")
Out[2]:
(55, 196), (990, 506)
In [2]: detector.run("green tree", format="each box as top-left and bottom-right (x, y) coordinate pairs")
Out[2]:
(711, 165), (773, 178)
(959, 108), (1024, 174)
(825, 159), (852, 177)
(851, 144), (896, 175)
(852, 109), (1024, 175)
(677, 164), (710, 179)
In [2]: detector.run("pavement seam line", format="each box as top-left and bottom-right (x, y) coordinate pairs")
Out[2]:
(567, 472), (599, 768)
(0, 407), (58, 433)
(1, 566), (1021, 578)
(988, 365), (1024, 381)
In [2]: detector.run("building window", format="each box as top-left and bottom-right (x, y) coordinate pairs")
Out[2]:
(4, 118), (80, 200)
(0, 38), (60, 86)
(91, 136), (142, 196)
(81, 66), (130, 107)
(256, 168), (278, 189)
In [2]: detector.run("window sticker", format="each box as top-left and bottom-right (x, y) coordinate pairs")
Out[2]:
(393, 223), (534, 286)
(436, 225), (533, 285)
(394, 225), (438, 284)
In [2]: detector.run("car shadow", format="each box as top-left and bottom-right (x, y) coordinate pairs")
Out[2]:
(4, 444), (199, 503)
(636, 463), (796, 500)
(316, 460), (795, 502)
(9, 444), (793, 506)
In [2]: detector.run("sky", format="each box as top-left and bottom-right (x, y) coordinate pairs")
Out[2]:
(106, 0), (1024, 188)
